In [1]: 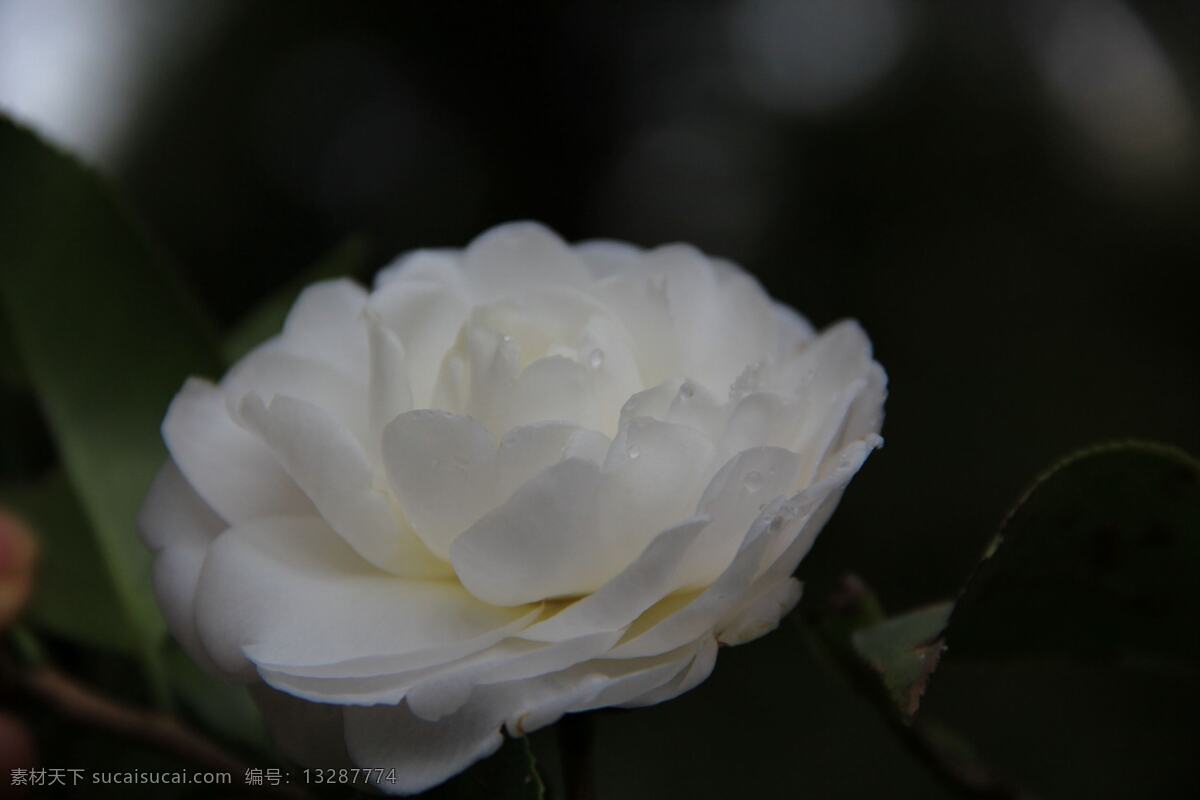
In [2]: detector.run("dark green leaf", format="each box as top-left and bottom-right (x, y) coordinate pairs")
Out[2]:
(0, 473), (141, 653)
(0, 310), (24, 388)
(919, 441), (1200, 799)
(804, 579), (1015, 798)
(853, 602), (952, 718)
(0, 115), (225, 701)
(222, 235), (372, 364)
(944, 441), (1200, 664)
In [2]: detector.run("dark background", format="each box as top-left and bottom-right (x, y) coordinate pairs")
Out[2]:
(57, 0), (1198, 611)
(5, 0), (1200, 610)
(2, 2), (1200, 798)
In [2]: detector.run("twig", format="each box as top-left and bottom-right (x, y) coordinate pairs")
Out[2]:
(1, 654), (306, 798)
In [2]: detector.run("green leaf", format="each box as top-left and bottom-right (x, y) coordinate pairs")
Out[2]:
(0, 310), (24, 388)
(853, 602), (952, 719)
(164, 645), (271, 754)
(944, 440), (1200, 664)
(222, 235), (372, 364)
(919, 441), (1200, 799)
(0, 473), (140, 653)
(0, 115), (224, 702)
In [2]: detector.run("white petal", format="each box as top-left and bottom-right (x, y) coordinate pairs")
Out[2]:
(462, 222), (591, 300)
(716, 577), (802, 646)
(222, 349), (368, 444)
(718, 391), (801, 460)
(700, 270), (780, 393)
(757, 437), (881, 582)
(163, 378), (312, 524)
(497, 422), (609, 484)
(384, 412), (609, 561)
(574, 239), (643, 279)
(193, 515), (535, 675)
(566, 646), (698, 711)
(618, 380), (682, 426)
(520, 516), (710, 642)
(575, 313), (646, 434)
(373, 249), (464, 289)
(451, 458), (603, 605)
(139, 460), (225, 671)
(451, 418), (714, 606)
(366, 313), (414, 461)
(343, 642), (721, 794)
(501, 355), (601, 432)
(278, 279), (369, 375)
(664, 379), (727, 442)
(369, 262), (472, 408)
(592, 273), (681, 388)
(612, 441), (879, 661)
(677, 446), (804, 587)
(241, 393), (446, 577)
(344, 700), (504, 796)
(431, 312), (522, 423)
(259, 630), (622, 712)
(597, 417), (715, 563)
(773, 301), (816, 356)
(501, 647), (702, 735)
(382, 410), (497, 559)
(619, 635), (719, 707)
(834, 361), (887, 457)
(139, 459), (224, 552)
(640, 244), (736, 393)
(608, 527), (776, 659)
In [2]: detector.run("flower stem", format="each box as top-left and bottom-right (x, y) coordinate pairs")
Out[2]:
(0, 653), (306, 798)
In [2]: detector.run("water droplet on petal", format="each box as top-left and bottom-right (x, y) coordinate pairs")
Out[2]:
(730, 360), (765, 400)
(627, 443), (641, 460)
(679, 380), (695, 400)
(744, 470), (764, 492)
(501, 334), (514, 344)
(587, 349), (605, 369)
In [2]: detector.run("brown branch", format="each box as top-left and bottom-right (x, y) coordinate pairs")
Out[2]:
(2, 655), (307, 799)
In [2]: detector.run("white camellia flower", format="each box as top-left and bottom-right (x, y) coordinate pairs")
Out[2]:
(140, 221), (885, 794)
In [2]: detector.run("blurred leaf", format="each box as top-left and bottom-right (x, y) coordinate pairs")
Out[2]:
(803, 581), (1014, 799)
(222, 235), (372, 364)
(853, 602), (951, 719)
(0, 315), (52, 481)
(0, 312), (23, 388)
(944, 441), (1200, 665)
(164, 645), (271, 754)
(0, 115), (224, 702)
(0, 473), (141, 653)
(919, 441), (1200, 799)
(423, 736), (546, 800)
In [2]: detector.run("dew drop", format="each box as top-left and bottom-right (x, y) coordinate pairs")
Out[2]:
(587, 349), (606, 369)
(743, 470), (764, 492)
